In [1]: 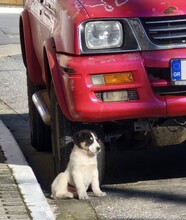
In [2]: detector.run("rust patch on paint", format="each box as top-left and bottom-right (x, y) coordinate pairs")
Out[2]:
(164, 6), (177, 14)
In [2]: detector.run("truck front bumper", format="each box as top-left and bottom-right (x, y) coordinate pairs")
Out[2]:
(56, 51), (186, 122)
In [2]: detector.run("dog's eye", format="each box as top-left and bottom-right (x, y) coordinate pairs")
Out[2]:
(87, 139), (93, 146)
(96, 139), (101, 143)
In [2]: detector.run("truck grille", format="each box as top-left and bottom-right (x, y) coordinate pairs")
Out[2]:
(142, 16), (186, 45)
(147, 68), (186, 96)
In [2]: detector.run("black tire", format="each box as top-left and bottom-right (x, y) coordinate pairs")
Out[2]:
(27, 74), (52, 151)
(50, 83), (105, 183)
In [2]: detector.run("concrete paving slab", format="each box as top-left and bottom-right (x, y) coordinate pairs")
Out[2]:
(0, 44), (21, 57)
(55, 199), (98, 220)
(0, 160), (31, 219)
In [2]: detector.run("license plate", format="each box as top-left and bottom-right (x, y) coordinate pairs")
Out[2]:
(171, 59), (186, 85)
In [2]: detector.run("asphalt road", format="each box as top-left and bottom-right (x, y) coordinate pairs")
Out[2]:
(1, 9), (186, 220)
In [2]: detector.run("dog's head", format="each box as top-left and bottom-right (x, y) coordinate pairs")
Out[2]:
(72, 130), (101, 155)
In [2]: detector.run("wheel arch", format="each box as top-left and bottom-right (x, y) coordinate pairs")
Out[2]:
(19, 9), (43, 84)
(43, 38), (73, 121)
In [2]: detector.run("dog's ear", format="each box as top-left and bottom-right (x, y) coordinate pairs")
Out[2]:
(72, 130), (91, 147)
(72, 130), (97, 147)
(72, 131), (81, 147)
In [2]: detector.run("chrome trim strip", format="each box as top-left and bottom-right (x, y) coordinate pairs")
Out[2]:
(128, 18), (186, 50)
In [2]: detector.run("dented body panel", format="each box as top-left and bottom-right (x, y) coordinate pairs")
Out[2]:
(20, 0), (186, 122)
(77, 0), (186, 18)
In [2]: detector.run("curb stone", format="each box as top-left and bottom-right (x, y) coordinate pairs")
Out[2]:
(0, 120), (56, 220)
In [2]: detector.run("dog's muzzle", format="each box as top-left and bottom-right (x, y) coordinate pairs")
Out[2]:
(88, 145), (101, 155)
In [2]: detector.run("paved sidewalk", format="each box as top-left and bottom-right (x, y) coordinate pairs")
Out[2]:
(0, 151), (31, 219)
(0, 120), (56, 219)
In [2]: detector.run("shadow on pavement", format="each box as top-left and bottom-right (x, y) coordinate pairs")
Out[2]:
(1, 113), (186, 191)
(104, 143), (186, 184)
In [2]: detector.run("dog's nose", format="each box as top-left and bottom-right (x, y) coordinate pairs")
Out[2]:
(96, 146), (101, 151)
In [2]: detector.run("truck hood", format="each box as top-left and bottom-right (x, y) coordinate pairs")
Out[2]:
(77, 0), (186, 18)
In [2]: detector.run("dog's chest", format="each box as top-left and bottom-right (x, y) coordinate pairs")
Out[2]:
(69, 148), (98, 186)
(69, 157), (97, 187)
(81, 164), (95, 183)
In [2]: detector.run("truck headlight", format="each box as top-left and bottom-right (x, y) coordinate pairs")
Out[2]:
(85, 21), (123, 49)
(80, 19), (139, 54)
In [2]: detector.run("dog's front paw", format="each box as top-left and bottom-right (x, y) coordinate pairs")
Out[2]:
(78, 193), (89, 200)
(51, 192), (74, 199)
(94, 191), (107, 197)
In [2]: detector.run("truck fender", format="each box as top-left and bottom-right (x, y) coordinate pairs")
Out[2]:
(43, 38), (73, 121)
(19, 9), (43, 84)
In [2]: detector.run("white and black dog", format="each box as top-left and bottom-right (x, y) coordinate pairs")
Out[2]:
(51, 130), (106, 200)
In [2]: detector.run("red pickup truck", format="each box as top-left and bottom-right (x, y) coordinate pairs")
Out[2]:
(20, 0), (186, 178)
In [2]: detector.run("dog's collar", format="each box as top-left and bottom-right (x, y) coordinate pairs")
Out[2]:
(75, 145), (96, 157)
(82, 148), (96, 157)
(87, 150), (97, 157)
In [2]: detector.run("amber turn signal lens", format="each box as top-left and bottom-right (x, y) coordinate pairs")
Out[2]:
(104, 72), (134, 84)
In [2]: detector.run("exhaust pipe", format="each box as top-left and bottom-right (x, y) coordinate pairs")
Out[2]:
(32, 90), (51, 126)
